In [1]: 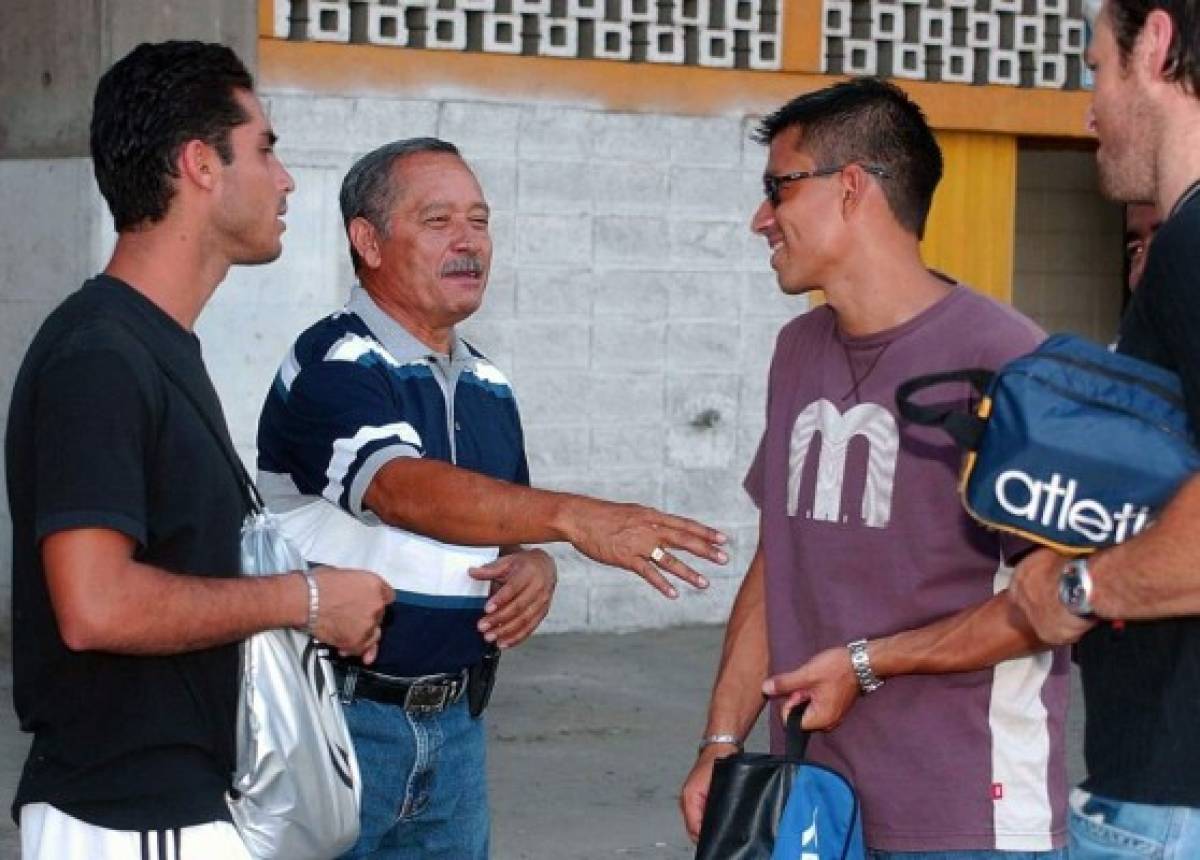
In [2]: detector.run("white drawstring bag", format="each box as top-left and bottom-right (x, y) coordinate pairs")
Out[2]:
(228, 510), (362, 860)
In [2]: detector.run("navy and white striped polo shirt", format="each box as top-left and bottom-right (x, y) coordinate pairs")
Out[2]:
(256, 286), (528, 676)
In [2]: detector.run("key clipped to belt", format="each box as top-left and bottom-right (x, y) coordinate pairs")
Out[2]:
(468, 644), (501, 718)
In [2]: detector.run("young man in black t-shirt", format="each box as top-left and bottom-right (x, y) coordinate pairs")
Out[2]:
(1010, 1), (1200, 855)
(5, 41), (393, 858)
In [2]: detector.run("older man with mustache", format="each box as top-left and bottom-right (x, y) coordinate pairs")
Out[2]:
(256, 138), (728, 859)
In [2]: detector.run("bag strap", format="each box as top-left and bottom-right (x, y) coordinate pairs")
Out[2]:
(894, 368), (993, 451)
(108, 316), (264, 515)
(784, 703), (810, 761)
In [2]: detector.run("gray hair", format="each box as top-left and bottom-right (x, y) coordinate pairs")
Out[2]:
(339, 137), (461, 272)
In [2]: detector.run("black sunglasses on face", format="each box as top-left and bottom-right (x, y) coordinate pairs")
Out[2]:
(761, 164), (891, 207)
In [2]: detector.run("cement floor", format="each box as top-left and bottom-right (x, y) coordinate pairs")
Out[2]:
(0, 625), (1085, 859)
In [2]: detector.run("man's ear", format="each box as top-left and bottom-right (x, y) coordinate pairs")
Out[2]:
(839, 163), (871, 220)
(1139, 9), (1175, 84)
(348, 217), (383, 270)
(177, 139), (219, 192)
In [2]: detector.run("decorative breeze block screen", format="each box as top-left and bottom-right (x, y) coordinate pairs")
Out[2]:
(823, 0), (1089, 89)
(274, 0), (782, 70)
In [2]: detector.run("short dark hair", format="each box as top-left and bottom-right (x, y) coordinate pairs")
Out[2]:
(754, 78), (943, 238)
(90, 41), (254, 232)
(1106, 0), (1200, 95)
(339, 138), (462, 272)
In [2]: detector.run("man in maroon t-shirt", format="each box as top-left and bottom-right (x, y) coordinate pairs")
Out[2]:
(680, 79), (1069, 857)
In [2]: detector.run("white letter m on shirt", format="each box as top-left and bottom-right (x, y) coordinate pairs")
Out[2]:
(787, 399), (898, 529)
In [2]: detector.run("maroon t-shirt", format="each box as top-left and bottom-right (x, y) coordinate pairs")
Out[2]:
(746, 284), (1069, 852)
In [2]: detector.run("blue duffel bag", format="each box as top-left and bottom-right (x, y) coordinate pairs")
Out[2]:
(895, 333), (1200, 554)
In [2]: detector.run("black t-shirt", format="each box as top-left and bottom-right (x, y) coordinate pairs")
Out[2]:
(1080, 185), (1200, 806)
(5, 275), (247, 829)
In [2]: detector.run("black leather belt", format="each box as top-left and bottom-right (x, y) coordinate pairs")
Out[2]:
(335, 664), (469, 715)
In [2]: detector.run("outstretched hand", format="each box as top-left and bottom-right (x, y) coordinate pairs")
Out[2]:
(562, 498), (728, 597)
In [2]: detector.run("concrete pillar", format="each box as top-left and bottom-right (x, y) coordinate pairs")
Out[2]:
(1, 0), (257, 158)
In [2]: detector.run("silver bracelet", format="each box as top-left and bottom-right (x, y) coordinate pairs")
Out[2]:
(847, 638), (884, 694)
(698, 734), (743, 754)
(302, 569), (319, 635)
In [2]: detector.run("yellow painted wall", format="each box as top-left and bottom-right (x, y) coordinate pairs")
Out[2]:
(922, 132), (1017, 302)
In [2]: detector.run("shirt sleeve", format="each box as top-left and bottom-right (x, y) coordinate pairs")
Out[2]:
(277, 357), (424, 518)
(513, 439), (531, 488)
(1143, 223), (1200, 429)
(974, 310), (1044, 370)
(33, 344), (153, 546)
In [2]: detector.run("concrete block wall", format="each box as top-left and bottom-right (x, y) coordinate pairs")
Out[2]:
(1013, 148), (1125, 343)
(204, 92), (802, 633)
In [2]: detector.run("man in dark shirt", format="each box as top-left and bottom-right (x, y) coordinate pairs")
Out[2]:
(5, 41), (392, 858)
(1011, 1), (1200, 855)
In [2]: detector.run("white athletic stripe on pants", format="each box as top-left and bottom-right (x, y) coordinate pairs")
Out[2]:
(20, 802), (252, 860)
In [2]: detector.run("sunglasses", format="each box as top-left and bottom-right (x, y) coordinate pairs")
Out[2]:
(762, 164), (891, 207)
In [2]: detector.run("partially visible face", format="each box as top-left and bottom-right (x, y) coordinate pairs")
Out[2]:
(750, 126), (846, 295)
(212, 89), (295, 265)
(1124, 201), (1160, 290)
(371, 152), (492, 329)
(1087, 2), (1158, 202)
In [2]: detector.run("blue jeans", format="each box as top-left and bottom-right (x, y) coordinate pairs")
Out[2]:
(868, 851), (1066, 859)
(1069, 787), (1200, 858)
(339, 697), (488, 860)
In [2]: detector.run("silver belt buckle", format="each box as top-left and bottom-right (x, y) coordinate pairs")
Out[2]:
(404, 681), (452, 714)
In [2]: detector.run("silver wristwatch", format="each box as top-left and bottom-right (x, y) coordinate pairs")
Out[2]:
(1058, 557), (1096, 617)
(847, 639), (884, 694)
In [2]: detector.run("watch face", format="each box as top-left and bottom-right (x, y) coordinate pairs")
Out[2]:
(1059, 562), (1092, 615)
(1060, 575), (1083, 608)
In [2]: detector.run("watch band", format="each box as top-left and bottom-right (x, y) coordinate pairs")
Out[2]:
(698, 734), (743, 754)
(847, 638), (884, 694)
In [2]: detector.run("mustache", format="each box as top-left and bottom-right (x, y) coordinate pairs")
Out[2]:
(440, 255), (485, 276)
